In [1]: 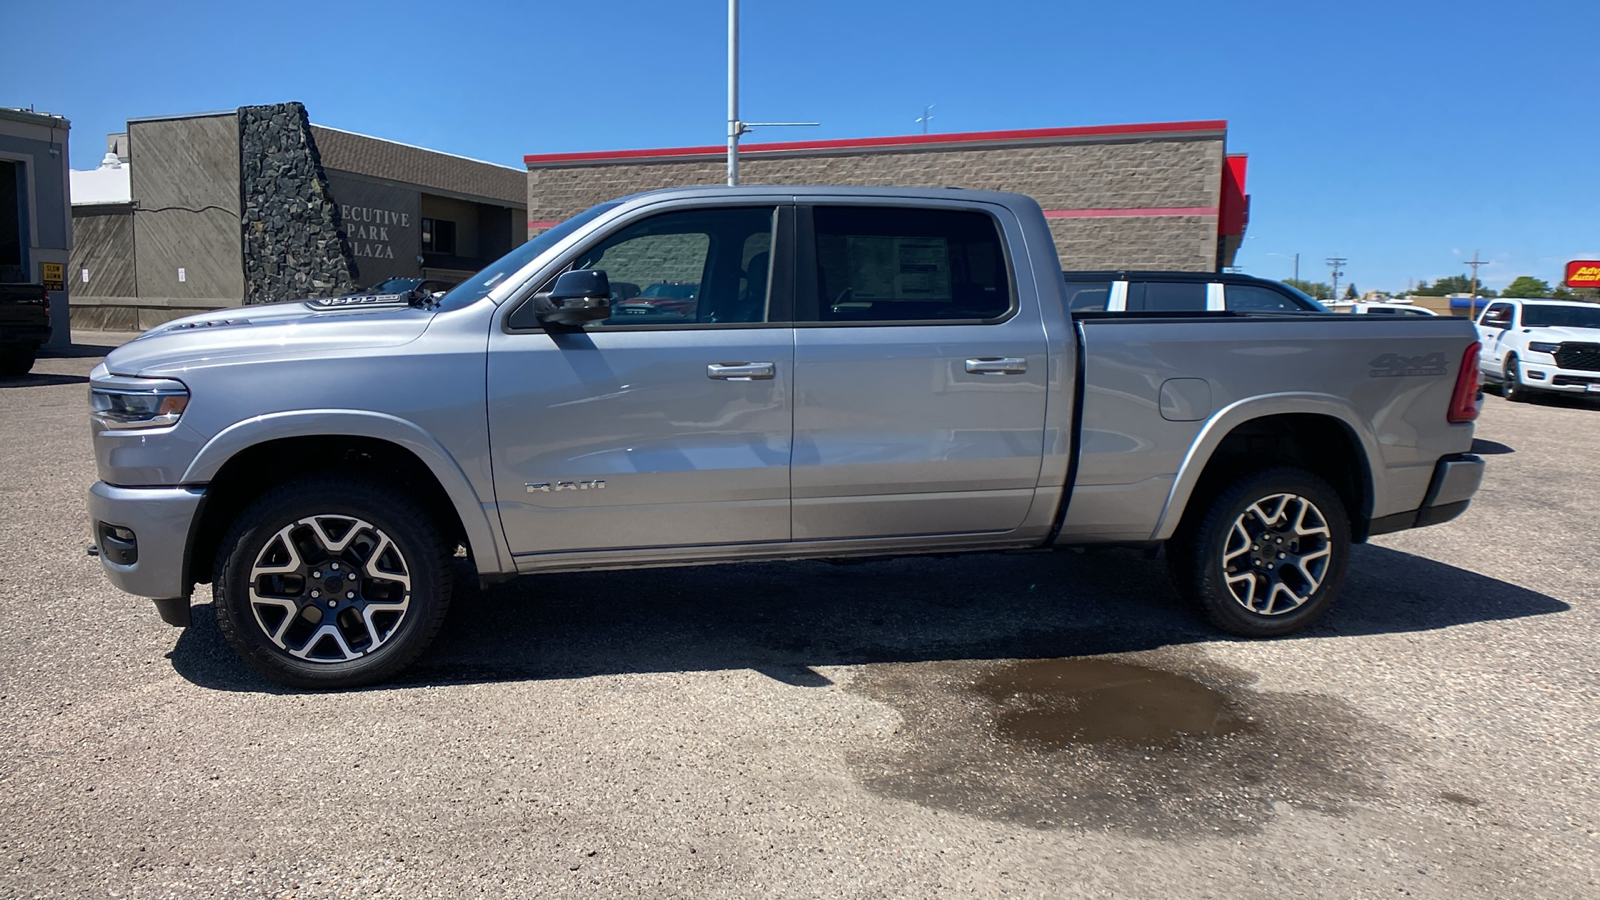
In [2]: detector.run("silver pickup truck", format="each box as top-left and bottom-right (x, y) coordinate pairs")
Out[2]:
(86, 186), (1486, 688)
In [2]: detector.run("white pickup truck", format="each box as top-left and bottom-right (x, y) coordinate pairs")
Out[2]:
(1475, 298), (1600, 401)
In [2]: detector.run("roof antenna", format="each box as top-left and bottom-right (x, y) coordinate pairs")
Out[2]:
(916, 105), (935, 135)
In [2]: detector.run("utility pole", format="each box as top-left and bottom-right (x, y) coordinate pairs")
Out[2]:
(1465, 250), (1486, 318)
(1326, 256), (1347, 302)
(916, 105), (934, 135)
(1292, 252), (1299, 282)
(726, 0), (739, 185)
(726, 0), (819, 186)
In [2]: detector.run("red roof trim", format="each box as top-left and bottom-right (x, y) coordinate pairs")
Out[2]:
(1043, 206), (1218, 219)
(524, 120), (1227, 166)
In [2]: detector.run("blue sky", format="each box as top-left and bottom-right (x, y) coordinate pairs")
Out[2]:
(11, 0), (1596, 292)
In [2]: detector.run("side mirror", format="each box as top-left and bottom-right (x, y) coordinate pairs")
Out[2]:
(538, 269), (612, 327)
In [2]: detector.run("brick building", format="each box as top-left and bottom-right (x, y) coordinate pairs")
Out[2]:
(525, 120), (1249, 272)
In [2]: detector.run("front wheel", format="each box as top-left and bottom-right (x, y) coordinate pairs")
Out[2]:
(1168, 467), (1351, 637)
(212, 476), (454, 688)
(1502, 356), (1530, 402)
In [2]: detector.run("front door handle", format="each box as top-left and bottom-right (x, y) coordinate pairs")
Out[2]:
(707, 362), (775, 381)
(965, 357), (1027, 375)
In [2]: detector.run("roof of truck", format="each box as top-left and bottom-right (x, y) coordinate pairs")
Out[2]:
(1062, 270), (1283, 285)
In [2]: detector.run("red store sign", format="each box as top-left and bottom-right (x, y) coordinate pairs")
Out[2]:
(1567, 260), (1600, 287)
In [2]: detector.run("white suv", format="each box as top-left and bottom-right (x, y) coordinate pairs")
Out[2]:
(1476, 299), (1600, 401)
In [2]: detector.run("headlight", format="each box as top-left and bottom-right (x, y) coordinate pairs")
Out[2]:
(1528, 341), (1560, 355)
(89, 377), (190, 430)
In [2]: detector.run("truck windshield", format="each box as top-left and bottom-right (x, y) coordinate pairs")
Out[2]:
(1521, 304), (1600, 328)
(434, 201), (621, 310)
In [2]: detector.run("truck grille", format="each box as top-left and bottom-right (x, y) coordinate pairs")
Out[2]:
(1553, 343), (1600, 372)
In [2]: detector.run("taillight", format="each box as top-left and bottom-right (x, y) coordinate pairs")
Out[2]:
(1447, 341), (1481, 423)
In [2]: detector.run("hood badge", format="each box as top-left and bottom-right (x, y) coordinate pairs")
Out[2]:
(527, 479), (606, 493)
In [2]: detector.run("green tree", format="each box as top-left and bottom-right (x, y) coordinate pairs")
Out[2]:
(1551, 286), (1578, 300)
(1414, 274), (1495, 297)
(1343, 284), (1359, 300)
(1285, 278), (1333, 300)
(1502, 276), (1551, 298)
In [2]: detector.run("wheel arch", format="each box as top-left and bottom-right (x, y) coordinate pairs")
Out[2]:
(183, 411), (509, 585)
(1151, 395), (1381, 544)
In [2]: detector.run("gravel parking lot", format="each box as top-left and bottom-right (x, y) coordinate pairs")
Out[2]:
(1, 335), (1595, 899)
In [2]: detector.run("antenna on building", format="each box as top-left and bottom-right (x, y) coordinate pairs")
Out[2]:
(727, 0), (819, 185)
(1326, 256), (1347, 301)
(916, 105), (935, 135)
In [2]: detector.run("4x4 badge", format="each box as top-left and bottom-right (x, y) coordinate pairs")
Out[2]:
(1368, 352), (1447, 378)
(526, 479), (606, 493)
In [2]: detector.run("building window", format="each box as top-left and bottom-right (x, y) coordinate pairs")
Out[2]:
(421, 218), (456, 255)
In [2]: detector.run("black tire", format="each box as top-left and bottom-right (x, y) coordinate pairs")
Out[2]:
(212, 475), (453, 689)
(0, 347), (36, 376)
(1502, 356), (1529, 402)
(1167, 467), (1351, 638)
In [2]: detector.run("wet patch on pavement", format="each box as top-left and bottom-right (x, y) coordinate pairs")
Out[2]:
(846, 649), (1403, 837)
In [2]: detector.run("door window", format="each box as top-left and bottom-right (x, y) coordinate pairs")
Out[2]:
(550, 206), (777, 327)
(1480, 303), (1514, 329)
(805, 206), (1012, 323)
(1129, 281), (1208, 311)
(1225, 284), (1309, 311)
(1063, 279), (1112, 313)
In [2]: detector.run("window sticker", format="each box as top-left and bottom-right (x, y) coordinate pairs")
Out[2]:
(845, 236), (951, 301)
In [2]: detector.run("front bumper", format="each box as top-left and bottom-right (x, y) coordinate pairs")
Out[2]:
(87, 482), (205, 604)
(1369, 453), (1485, 536)
(1515, 360), (1600, 394)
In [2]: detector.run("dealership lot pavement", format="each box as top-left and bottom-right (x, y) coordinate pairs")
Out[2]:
(1, 335), (1596, 899)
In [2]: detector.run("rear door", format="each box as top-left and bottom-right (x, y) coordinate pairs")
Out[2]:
(487, 203), (795, 556)
(789, 202), (1048, 540)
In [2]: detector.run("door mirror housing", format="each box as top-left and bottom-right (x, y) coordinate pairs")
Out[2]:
(538, 269), (612, 327)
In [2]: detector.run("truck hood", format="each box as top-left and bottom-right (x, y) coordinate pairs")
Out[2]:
(103, 299), (436, 378)
(1518, 325), (1600, 342)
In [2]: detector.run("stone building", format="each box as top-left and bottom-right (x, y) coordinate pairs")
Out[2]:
(525, 120), (1250, 272)
(1, 107), (73, 347)
(70, 102), (528, 330)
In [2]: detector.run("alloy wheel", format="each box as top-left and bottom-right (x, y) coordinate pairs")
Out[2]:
(1219, 493), (1332, 616)
(247, 515), (412, 662)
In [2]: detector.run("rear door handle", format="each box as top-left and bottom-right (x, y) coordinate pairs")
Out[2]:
(707, 362), (775, 381)
(965, 357), (1027, 375)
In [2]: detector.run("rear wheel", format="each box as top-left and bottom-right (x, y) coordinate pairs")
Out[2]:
(0, 346), (36, 376)
(1502, 356), (1529, 402)
(1168, 467), (1351, 637)
(212, 476), (453, 688)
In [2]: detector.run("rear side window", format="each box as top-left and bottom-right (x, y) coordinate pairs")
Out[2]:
(1130, 281), (1207, 312)
(1063, 279), (1112, 313)
(1225, 284), (1307, 312)
(808, 206), (1011, 323)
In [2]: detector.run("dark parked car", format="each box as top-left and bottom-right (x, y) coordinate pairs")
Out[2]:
(1061, 270), (1328, 315)
(0, 282), (51, 375)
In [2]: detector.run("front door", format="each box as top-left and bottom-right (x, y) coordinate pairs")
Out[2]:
(790, 203), (1049, 540)
(488, 204), (794, 556)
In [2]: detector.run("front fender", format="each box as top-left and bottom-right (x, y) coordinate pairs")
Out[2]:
(183, 409), (510, 575)
(1148, 392), (1384, 542)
